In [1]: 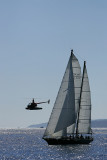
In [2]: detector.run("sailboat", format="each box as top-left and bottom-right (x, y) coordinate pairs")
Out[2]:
(43, 50), (93, 145)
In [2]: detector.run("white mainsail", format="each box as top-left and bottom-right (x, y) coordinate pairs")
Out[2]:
(43, 51), (81, 138)
(67, 53), (82, 134)
(77, 61), (91, 134)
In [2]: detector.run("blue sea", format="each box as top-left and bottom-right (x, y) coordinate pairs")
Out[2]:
(0, 128), (106, 160)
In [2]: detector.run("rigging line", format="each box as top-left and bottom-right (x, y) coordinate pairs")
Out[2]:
(70, 48), (85, 62)
(74, 51), (85, 62)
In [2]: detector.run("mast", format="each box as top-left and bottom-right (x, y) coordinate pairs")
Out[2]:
(76, 61), (86, 135)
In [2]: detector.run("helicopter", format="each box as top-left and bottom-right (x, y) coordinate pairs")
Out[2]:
(25, 98), (50, 110)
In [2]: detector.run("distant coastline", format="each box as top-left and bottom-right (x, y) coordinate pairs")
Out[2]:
(28, 119), (107, 128)
(91, 119), (107, 128)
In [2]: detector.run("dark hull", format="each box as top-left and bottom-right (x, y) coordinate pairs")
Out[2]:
(43, 137), (93, 145)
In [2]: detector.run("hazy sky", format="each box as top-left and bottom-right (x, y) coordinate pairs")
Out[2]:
(0, 0), (107, 128)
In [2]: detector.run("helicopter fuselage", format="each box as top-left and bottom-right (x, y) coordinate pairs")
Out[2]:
(26, 103), (42, 110)
(26, 107), (42, 110)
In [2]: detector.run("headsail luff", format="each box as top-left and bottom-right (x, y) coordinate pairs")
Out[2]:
(43, 51), (81, 138)
(76, 61), (92, 134)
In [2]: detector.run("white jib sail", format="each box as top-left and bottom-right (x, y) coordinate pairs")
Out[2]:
(43, 51), (81, 138)
(78, 61), (91, 134)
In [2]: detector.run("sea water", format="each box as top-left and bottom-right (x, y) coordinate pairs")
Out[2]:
(0, 128), (106, 160)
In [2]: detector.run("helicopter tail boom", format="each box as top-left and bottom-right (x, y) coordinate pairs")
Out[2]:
(37, 99), (50, 104)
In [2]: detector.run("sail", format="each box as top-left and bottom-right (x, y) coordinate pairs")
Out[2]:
(43, 51), (81, 138)
(77, 61), (91, 134)
(67, 53), (81, 134)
